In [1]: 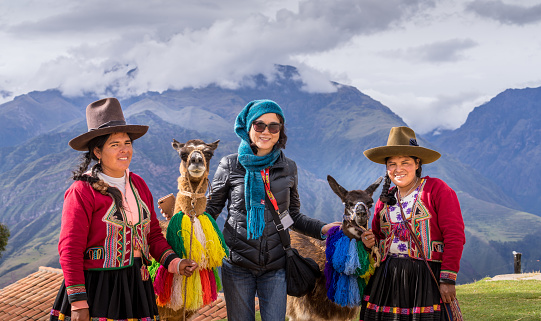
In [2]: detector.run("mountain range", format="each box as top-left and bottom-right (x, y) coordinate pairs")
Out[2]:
(1, 65), (540, 288)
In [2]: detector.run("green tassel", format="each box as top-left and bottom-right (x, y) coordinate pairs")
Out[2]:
(204, 212), (229, 256)
(213, 267), (222, 291)
(355, 240), (369, 276)
(167, 211), (186, 258)
(148, 258), (161, 282)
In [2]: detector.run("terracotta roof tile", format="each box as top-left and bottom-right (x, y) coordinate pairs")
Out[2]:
(0, 266), (260, 321)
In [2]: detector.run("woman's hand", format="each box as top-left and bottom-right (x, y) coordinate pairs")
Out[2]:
(439, 283), (456, 303)
(361, 230), (376, 248)
(179, 259), (198, 277)
(71, 308), (90, 321)
(321, 222), (341, 235)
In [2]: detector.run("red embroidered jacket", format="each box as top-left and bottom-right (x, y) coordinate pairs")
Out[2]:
(58, 172), (177, 303)
(372, 176), (466, 284)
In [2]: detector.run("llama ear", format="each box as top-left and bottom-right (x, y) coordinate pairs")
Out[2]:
(172, 139), (184, 152)
(207, 140), (220, 151)
(327, 175), (348, 202)
(365, 176), (384, 196)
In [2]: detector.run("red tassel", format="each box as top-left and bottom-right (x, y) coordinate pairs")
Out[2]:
(153, 265), (168, 297)
(209, 268), (217, 302)
(161, 271), (174, 304)
(200, 269), (212, 305)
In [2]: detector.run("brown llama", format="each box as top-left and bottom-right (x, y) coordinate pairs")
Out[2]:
(286, 175), (382, 321)
(156, 139), (220, 321)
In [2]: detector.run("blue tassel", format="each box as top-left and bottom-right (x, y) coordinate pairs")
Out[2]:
(327, 270), (339, 302)
(334, 274), (349, 307)
(332, 234), (350, 273)
(247, 206), (265, 239)
(348, 275), (361, 307)
(344, 238), (361, 275)
(325, 229), (342, 291)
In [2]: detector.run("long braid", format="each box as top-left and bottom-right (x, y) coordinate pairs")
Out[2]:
(379, 173), (397, 206)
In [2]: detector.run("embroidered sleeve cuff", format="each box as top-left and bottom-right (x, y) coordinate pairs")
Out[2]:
(66, 285), (88, 304)
(159, 249), (180, 269)
(440, 270), (457, 285)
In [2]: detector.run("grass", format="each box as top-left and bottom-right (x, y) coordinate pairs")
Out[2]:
(459, 278), (541, 320)
(217, 279), (541, 320)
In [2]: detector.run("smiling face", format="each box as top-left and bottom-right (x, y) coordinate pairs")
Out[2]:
(249, 113), (281, 156)
(386, 155), (420, 193)
(93, 132), (132, 178)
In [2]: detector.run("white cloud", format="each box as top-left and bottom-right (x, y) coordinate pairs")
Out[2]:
(1, 0), (541, 134)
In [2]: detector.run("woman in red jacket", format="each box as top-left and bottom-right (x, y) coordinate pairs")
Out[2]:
(359, 126), (465, 321)
(50, 98), (197, 321)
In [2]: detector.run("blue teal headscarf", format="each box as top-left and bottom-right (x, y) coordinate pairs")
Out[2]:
(235, 100), (285, 239)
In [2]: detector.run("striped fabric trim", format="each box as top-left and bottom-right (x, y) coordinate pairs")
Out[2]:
(364, 295), (441, 314)
(66, 285), (86, 297)
(159, 249), (176, 266)
(49, 309), (160, 321)
(440, 270), (458, 282)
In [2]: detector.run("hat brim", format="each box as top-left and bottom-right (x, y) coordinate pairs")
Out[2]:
(363, 145), (441, 164)
(69, 125), (149, 151)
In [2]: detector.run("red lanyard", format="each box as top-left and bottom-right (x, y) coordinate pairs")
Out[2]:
(261, 168), (280, 213)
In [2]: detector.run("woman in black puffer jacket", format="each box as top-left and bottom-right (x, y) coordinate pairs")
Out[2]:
(206, 99), (339, 321)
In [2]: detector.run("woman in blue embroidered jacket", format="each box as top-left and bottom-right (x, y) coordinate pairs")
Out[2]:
(359, 126), (465, 321)
(205, 99), (340, 321)
(50, 98), (197, 321)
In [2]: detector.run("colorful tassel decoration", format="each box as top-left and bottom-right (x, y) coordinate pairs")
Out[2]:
(324, 227), (375, 307)
(154, 211), (228, 312)
(167, 212), (186, 257)
(200, 269), (212, 305)
(185, 270), (203, 310)
(168, 273), (184, 311)
(205, 212), (229, 255)
(344, 238), (361, 275)
(334, 274), (349, 306)
(148, 259), (161, 282)
(212, 267), (222, 292)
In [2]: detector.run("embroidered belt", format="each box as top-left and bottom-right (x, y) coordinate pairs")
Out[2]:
(388, 253), (410, 258)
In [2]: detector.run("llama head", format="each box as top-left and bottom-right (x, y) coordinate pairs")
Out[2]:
(327, 175), (383, 240)
(172, 139), (220, 178)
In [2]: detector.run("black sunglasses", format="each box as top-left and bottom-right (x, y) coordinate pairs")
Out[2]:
(252, 121), (282, 134)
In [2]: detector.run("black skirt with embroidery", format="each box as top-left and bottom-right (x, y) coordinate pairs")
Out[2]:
(49, 258), (160, 321)
(359, 256), (447, 321)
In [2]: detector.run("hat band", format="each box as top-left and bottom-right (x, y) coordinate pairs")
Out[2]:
(90, 120), (127, 131)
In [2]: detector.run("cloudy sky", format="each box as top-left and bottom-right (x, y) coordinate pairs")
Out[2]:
(1, 0), (540, 133)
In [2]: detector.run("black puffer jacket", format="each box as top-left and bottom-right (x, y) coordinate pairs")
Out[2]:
(206, 152), (325, 272)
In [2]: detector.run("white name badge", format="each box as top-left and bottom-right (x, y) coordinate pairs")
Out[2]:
(279, 209), (294, 230)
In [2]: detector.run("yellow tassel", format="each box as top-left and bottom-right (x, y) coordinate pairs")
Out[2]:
(199, 214), (227, 268)
(181, 215), (206, 264)
(185, 269), (203, 310)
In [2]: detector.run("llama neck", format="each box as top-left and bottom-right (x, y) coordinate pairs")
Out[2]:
(174, 174), (208, 216)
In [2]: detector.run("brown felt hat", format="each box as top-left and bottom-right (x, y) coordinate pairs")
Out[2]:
(363, 126), (441, 164)
(69, 98), (148, 151)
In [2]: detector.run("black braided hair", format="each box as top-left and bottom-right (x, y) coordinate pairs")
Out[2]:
(71, 134), (124, 209)
(379, 173), (397, 205)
